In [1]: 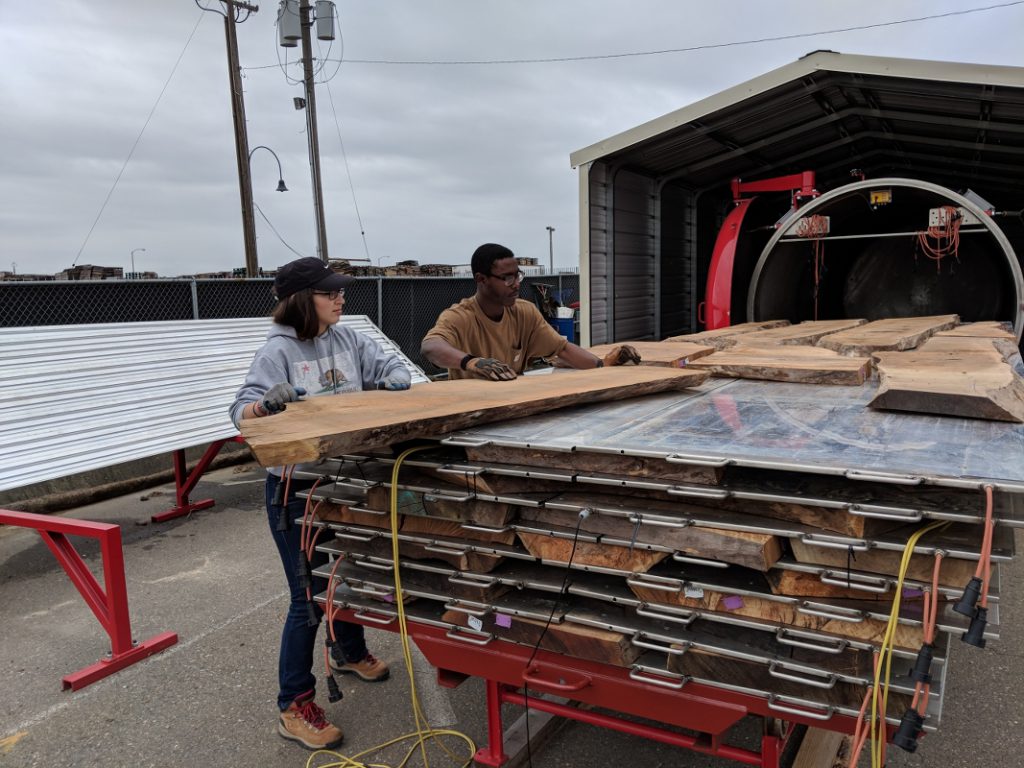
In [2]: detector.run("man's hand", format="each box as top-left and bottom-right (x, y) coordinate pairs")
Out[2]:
(260, 383), (307, 414)
(602, 345), (642, 367)
(467, 357), (517, 381)
(378, 372), (411, 391)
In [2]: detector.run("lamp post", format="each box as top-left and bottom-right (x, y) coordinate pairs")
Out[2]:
(130, 248), (146, 279)
(245, 146), (289, 276)
(249, 145), (288, 192)
(546, 226), (555, 274)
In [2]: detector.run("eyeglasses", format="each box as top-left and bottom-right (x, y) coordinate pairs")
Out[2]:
(489, 270), (524, 287)
(313, 289), (345, 300)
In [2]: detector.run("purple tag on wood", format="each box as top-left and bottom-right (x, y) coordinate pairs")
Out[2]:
(494, 613), (513, 628)
(902, 587), (924, 598)
(383, 593), (394, 603)
(722, 595), (743, 610)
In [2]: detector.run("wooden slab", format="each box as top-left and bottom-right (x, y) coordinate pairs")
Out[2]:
(871, 336), (1024, 422)
(517, 506), (781, 571)
(516, 531), (670, 573)
(792, 728), (848, 768)
(935, 321), (1016, 340)
(443, 609), (643, 667)
(464, 445), (723, 486)
(733, 319), (867, 347)
(767, 569), (903, 600)
(789, 537), (977, 588)
(241, 367), (709, 466)
(686, 345), (872, 385)
(630, 581), (925, 651)
(587, 341), (715, 367)
(400, 514), (517, 545)
(665, 320), (792, 350)
(817, 314), (959, 356)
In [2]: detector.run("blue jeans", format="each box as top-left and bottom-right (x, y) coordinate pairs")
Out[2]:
(266, 473), (368, 711)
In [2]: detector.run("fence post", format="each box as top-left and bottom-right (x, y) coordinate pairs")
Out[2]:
(376, 277), (383, 327)
(190, 279), (200, 320)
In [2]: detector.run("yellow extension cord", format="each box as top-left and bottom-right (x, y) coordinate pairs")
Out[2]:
(868, 519), (950, 768)
(306, 446), (477, 768)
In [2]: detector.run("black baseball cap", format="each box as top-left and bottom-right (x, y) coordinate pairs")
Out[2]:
(273, 257), (356, 301)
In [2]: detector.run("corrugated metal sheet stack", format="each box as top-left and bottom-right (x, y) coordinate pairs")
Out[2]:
(299, 378), (1022, 747)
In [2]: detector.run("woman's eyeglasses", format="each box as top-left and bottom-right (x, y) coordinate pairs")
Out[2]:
(313, 289), (345, 300)
(490, 270), (525, 287)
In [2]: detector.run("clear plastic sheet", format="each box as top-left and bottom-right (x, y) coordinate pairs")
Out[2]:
(447, 378), (1024, 489)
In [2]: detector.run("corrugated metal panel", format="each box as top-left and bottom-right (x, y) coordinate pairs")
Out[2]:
(0, 316), (428, 493)
(611, 170), (656, 341)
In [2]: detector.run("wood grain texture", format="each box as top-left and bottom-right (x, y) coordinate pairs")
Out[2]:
(817, 314), (959, 356)
(767, 569), (898, 600)
(241, 367), (708, 466)
(517, 531), (670, 573)
(517, 506), (781, 571)
(665, 320), (792, 350)
(792, 728), (846, 768)
(587, 340), (715, 367)
(630, 582), (924, 651)
(789, 537), (977, 588)
(686, 345), (873, 385)
(732, 319), (868, 347)
(935, 321), (1016, 340)
(871, 336), (1024, 422)
(463, 445), (723, 486)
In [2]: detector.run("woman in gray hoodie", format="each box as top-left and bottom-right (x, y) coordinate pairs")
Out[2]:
(230, 257), (411, 750)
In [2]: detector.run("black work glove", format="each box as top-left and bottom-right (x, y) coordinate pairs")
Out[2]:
(601, 344), (642, 367)
(260, 383), (307, 414)
(466, 357), (517, 381)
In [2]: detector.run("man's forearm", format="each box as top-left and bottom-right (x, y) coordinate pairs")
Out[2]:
(421, 337), (469, 369)
(556, 342), (601, 369)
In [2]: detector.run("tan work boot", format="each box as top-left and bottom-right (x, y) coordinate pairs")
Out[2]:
(330, 651), (390, 682)
(278, 690), (344, 750)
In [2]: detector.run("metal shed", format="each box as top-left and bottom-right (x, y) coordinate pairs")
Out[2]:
(570, 51), (1024, 346)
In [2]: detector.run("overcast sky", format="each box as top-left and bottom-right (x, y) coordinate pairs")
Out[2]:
(1, 1), (1021, 278)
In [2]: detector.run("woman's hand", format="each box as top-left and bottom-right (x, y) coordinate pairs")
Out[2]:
(258, 383), (307, 415)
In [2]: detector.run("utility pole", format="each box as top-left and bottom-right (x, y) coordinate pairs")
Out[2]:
(546, 225), (555, 274)
(298, 0), (329, 262)
(220, 0), (260, 277)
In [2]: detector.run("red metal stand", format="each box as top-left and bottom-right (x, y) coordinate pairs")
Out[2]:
(152, 436), (245, 523)
(335, 609), (844, 768)
(0, 509), (178, 690)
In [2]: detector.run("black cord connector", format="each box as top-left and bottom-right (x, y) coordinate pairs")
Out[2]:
(962, 606), (988, 648)
(892, 707), (925, 752)
(305, 601), (321, 628)
(296, 552), (312, 590)
(953, 576), (982, 616)
(327, 638), (345, 666)
(326, 674), (343, 703)
(909, 643), (934, 684)
(273, 480), (286, 507)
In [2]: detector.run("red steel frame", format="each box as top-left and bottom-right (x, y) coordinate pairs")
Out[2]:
(152, 435), (245, 523)
(0, 509), (178, 690)
(339, 608), (876, 768)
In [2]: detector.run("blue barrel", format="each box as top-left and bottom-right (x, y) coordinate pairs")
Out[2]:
(553, 317), (575, 344)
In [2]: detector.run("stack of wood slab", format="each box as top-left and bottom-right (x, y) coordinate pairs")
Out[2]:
(599, 315), (1024, 422)
(297, 439), (1015, 736)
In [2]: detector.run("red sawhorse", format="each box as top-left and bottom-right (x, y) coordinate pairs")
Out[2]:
(152, 435), (245, 523)
(0, 509), (178, 690)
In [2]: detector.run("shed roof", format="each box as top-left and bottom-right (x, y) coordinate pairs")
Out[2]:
(570, 51), (1024, 199)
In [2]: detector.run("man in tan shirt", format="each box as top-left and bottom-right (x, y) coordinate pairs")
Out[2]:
(422, 243), (640, 381)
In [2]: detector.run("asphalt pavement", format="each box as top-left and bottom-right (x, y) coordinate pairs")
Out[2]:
(1, 462), (1021, 768)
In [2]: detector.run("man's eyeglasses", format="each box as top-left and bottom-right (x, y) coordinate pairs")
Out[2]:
(489, 270), (525, 287)
(313, 289), (345, 300)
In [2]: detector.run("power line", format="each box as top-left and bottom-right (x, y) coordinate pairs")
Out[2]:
(255, 202), (307, 259)
(72, 8), (207, 266)
(320, 1), (1024, 66)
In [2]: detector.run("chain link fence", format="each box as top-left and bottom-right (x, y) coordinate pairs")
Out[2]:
(0, 274), (579, 375)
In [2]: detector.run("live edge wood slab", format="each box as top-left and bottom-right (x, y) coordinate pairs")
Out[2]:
(241, 366), (709, 467)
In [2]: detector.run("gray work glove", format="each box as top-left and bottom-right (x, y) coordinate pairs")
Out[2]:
(467, 357), (517, 381)
(378, 372), (411, 391)
(260, 383), (306, 414)
(601, 344), (642, 367)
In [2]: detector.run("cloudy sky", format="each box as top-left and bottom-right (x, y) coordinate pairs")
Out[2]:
(2, 1), (1022, 277)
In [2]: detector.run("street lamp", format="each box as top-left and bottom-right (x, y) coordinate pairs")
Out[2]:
(546, 226), (555, 274)
(249, 145), (288, 192)
(130, 248), (146, 278)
